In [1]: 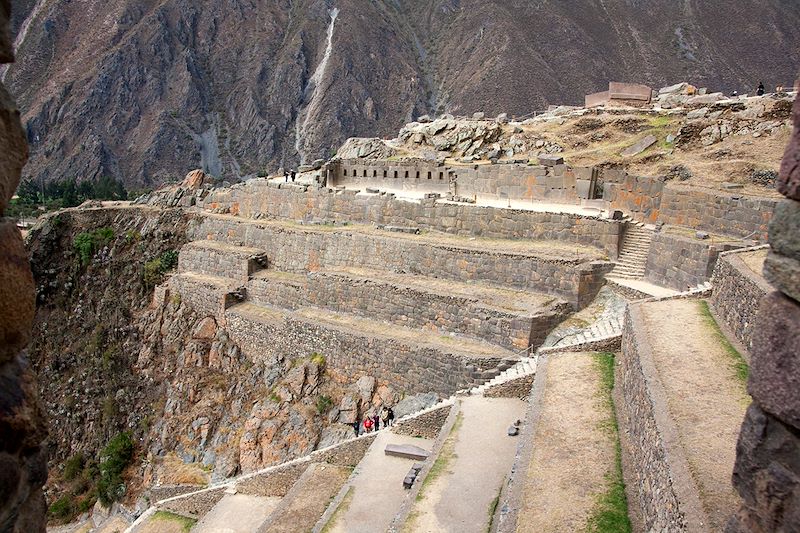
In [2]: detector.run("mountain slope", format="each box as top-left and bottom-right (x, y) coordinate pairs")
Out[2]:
(6, 0), (800, 187)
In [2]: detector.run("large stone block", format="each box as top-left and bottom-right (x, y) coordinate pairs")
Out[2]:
(0, 84), (28, 214)
(768, 199), (800, 261)
(729, 404), (800, 532)
(0, 0), (11, 63)
(763, 252), (800, 303)
(777, 96), (800, 200)
(0, 220), (35, 364)
(749, 292), (800, 429)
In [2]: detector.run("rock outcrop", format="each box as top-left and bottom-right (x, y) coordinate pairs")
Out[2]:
(727, 90), (800, 531)
(0, 1), (48, 530)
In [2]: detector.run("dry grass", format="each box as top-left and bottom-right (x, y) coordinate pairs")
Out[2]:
(157, 454), (210, 486)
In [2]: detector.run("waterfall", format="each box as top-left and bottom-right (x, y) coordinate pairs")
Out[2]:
(294, 7), (339, 164)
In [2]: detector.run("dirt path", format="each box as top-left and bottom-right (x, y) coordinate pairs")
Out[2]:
(325, 431), (433, 533)
(516, 352), (617, 532)
(407, 396), (526, 533)
(192, 493), (280, 532)
(640, 299), (748, 531)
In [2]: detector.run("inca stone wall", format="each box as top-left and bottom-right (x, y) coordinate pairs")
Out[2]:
(617, 305), (705, 532)
(658, 185), (775, 242)
(223, 308), (504, 397)
(246, 272), (572, 351)
(0, 3), (48, 531)
(727, 94), (800, 532)
(190, 216), (614, 308)
(603, 173), (665, 224)
(645, 228), (739, 291)
(709, 247), (772, 355)
(334, 159), (583, 204)
(200, 181), (622, 258)
(178, 241), (267, 282)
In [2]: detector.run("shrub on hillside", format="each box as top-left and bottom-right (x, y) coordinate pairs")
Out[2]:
(97, 432), (134, 506)
(73, 227), (115, 265)
(143, 249), (179, 287)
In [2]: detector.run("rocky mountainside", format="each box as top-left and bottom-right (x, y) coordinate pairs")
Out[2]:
(6, 0), (800, 188)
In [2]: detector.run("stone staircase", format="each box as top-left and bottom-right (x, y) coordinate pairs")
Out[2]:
(609, 223), (653, 280)
(472, 356), (537, 396)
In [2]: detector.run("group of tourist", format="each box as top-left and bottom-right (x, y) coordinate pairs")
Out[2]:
(283, 169), (297, 182)
(353, 406), (395, 436)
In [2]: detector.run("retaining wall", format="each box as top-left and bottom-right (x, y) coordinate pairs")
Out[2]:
(190, 216), (613, 308)
(644, 229), (741, 291)
(223, 308), (505, 397)
(604, 174), (665, 224)
(709, 247), (772, 355)
(658, 185), (775, 242)
(200, 181), (622, 258)
(617, 304), (708, 531)
(247, 272), (572, 351)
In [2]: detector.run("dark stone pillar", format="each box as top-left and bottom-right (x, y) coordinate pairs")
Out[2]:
(0, 2), (49, 531)
(727, 88), (800, 532)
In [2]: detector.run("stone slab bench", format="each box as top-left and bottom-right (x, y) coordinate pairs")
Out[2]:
(384, 444), (430, 461)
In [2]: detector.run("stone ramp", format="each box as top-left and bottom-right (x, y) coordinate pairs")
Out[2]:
(321, 431), (434, 533)
(192, 493), (280, 533)
(403, 396), (526, 533)
(256, 463), (351, 533)
(515, 352), (620, 532)
(619, 298), (749, 531)
(246, 267), (571, 351)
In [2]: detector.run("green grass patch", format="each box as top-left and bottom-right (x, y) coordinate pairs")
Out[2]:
(152, 510), (197, 532)
(697, 300), (749, 384)
(584, 353), (632, 533)
(485, 485), (502, 533)
(320, 486), (354, 533)
(648, 115), (673, 128)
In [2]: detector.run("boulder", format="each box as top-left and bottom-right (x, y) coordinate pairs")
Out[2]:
(778, 97), (800, 200)
(417, 114), (431, 123)
(495, 113), (509, 124)
(191, 317), (217, 340)
(686, 92), (725, 105)
(181, 169), (208, 190)
(658, 82), (690, 95)
(393, 392), (439, 419)
(621, 135), (657, 157)
(472, 112), (485, 120)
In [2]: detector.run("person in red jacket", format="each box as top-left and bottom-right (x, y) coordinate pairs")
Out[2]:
(363, 416), (373, 433)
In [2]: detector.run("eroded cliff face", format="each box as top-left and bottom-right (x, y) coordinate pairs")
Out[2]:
(6, 0), (800, 188)
(25, 206), (399, 521)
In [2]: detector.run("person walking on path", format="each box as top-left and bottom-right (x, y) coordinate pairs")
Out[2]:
(387, 407), (395, 427)
(291, 169), (296, 182)
(363, 416), (373, 433)
(352, 420), (360, 437)
(372, 413), (380, 432)
(757, 82), (765, 96)
(381, 407), (390, 429)
(284, 169), (289, 183)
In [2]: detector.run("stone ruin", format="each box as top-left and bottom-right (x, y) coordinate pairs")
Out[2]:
(0, 1), (48, 531)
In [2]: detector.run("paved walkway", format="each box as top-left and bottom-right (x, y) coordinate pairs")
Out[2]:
(325, 431), (433, 533)
(193, 493), (280, 533)
(408, 396), (526, 532)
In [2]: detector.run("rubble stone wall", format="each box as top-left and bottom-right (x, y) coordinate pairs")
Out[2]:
(246, 273), (572, 351)
(709, 248), (772, 355)
(190, 216), (614, 308)
(645, 229), (738, 290)
(200, 182), (622, 258)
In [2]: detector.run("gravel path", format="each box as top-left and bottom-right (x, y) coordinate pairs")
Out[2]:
(641, 299), (748, 531)
(408, 396), (526, 532)
(516, 352), (616, 532)
(325, 431), (433, 533)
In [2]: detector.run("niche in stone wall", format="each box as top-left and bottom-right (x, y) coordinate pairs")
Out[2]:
(427, 172), (432, 179)
(363, 169), (367, 177)
(383, 170), (387, 178)
(405, 171), (409, 178)
(343, 169), (348, 176)
(439, 172), (444, 180)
